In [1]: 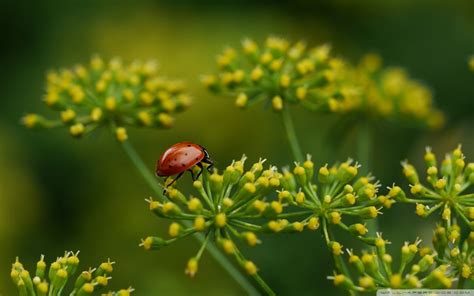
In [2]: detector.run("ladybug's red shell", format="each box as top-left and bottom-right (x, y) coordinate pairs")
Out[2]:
(156, 142), (205, 176)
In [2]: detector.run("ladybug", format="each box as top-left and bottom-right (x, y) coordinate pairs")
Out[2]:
(156, 142), (214, 187)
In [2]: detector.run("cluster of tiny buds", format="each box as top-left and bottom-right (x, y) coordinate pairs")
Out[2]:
(330, 235), (459, 291)
(140, 156), (296, 278)
(275, 155), (386, 245)
(202, 36), (339, 112)
(10, 251), (133, 295)
(393, 145), (474, 229)
(140, 153), (395, 287)
(21, 55), (191, 142)
(354, 54), (444, 128)
(203, 36), (443, 128)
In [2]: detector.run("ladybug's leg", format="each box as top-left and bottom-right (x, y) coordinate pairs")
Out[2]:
(201, 158), (214, 173)
(167, 171), (184, 187)
(195, 162), (204, 180)
(188, 169), (196, 181)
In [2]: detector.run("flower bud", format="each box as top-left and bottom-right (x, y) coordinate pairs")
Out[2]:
(272, 96), (283, 111)
(348, 253), (364, 273)
(215, 213), (227, 228)
(356, 206), (379, 219)
(36, 255), (47, 280)
(418, 254), (434, 272)
(167, 188), (187, 204)
(162, 202), (181, 216)
(223, 165), (238, 184)
(318, 165), (330, 183)
(424, 147), (437, 167)
(185, 258), (198, 278)
(187, 197), (203, 213)
(331, 274), (354, 290)
(244, 261), (257, 275)
(52, 269), (68, 291)
(402, 163), (419, 184)
(361, 253), (379, 275)
(141, 236), (169, 251)
(247, 199), (266, 215)
(328, 212), (341, 224)
(303, 156), (314, 181)
(210, 173), (224, 194)
(389, 274), (402, 289)
(349, 223), (368, 236)
(244, 232), (259, 246)
(219, 239), (235, 254)
(281, 171), (297, 191)
(358, 275), (375, 289)
(293, 165), (307, 185)
(295, 191), (305, 205)
(328, 241), (343, 256)
(278, 190), (292, 203)
(441, 158), (452, 176)
(415, 204), (427, 217)
(168, 222), (181, 237)
(194, 216), (206, 231)
(292, 222), (304, 232)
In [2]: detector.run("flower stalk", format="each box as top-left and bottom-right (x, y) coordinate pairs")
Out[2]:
(281, 106), (304, 162)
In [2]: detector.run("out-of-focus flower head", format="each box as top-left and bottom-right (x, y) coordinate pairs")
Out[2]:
(202, 36), (345, 112)
(140, 156), (288, 279)
(349, 54), (444, 128)
(394, 145), (474, 230)
(10, 251), (133, 295)
(21, 55), (191, 141)
(330, 236), (457, 292)
(468, 55), (474, 72)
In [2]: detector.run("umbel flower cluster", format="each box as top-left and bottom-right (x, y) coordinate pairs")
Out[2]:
(141, 156), (289, 281)
(331, 236), (459, 292)
(395, 145), (474, 230)
(10, 251), (133, 296)
(276, 156), (387, 243)
(203, 36), (443, 128)
(353, 54), (444, 128)
(21, 55), (191, 142)
(202, 36), (339, 112)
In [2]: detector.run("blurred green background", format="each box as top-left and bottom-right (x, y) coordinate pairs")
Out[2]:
(1, 0), (473, 295)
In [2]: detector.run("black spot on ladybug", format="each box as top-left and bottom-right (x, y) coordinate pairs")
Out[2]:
(187, 144), (191, 147)
(168, 165), (172, 168)
(185, 153), (188, 156)
(174, 158), (177, 161)
(195, 158), (199, 161)
(182, 163), (185, 167)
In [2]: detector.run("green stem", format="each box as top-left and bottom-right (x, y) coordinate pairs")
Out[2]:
(357, 121), (378, 236)
(232, 242), (276, 296)
(121, 140), (166, 201)
(253, 273), (276, 296)
(119, 140), (260, 295)
(357, 121), (370, 175)
(281, 107), (304, 162)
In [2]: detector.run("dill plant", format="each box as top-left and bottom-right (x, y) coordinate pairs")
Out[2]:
(18, 42), (473, 295)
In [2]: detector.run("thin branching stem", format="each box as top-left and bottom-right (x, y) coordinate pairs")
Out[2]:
(281, 106), (304, 162)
